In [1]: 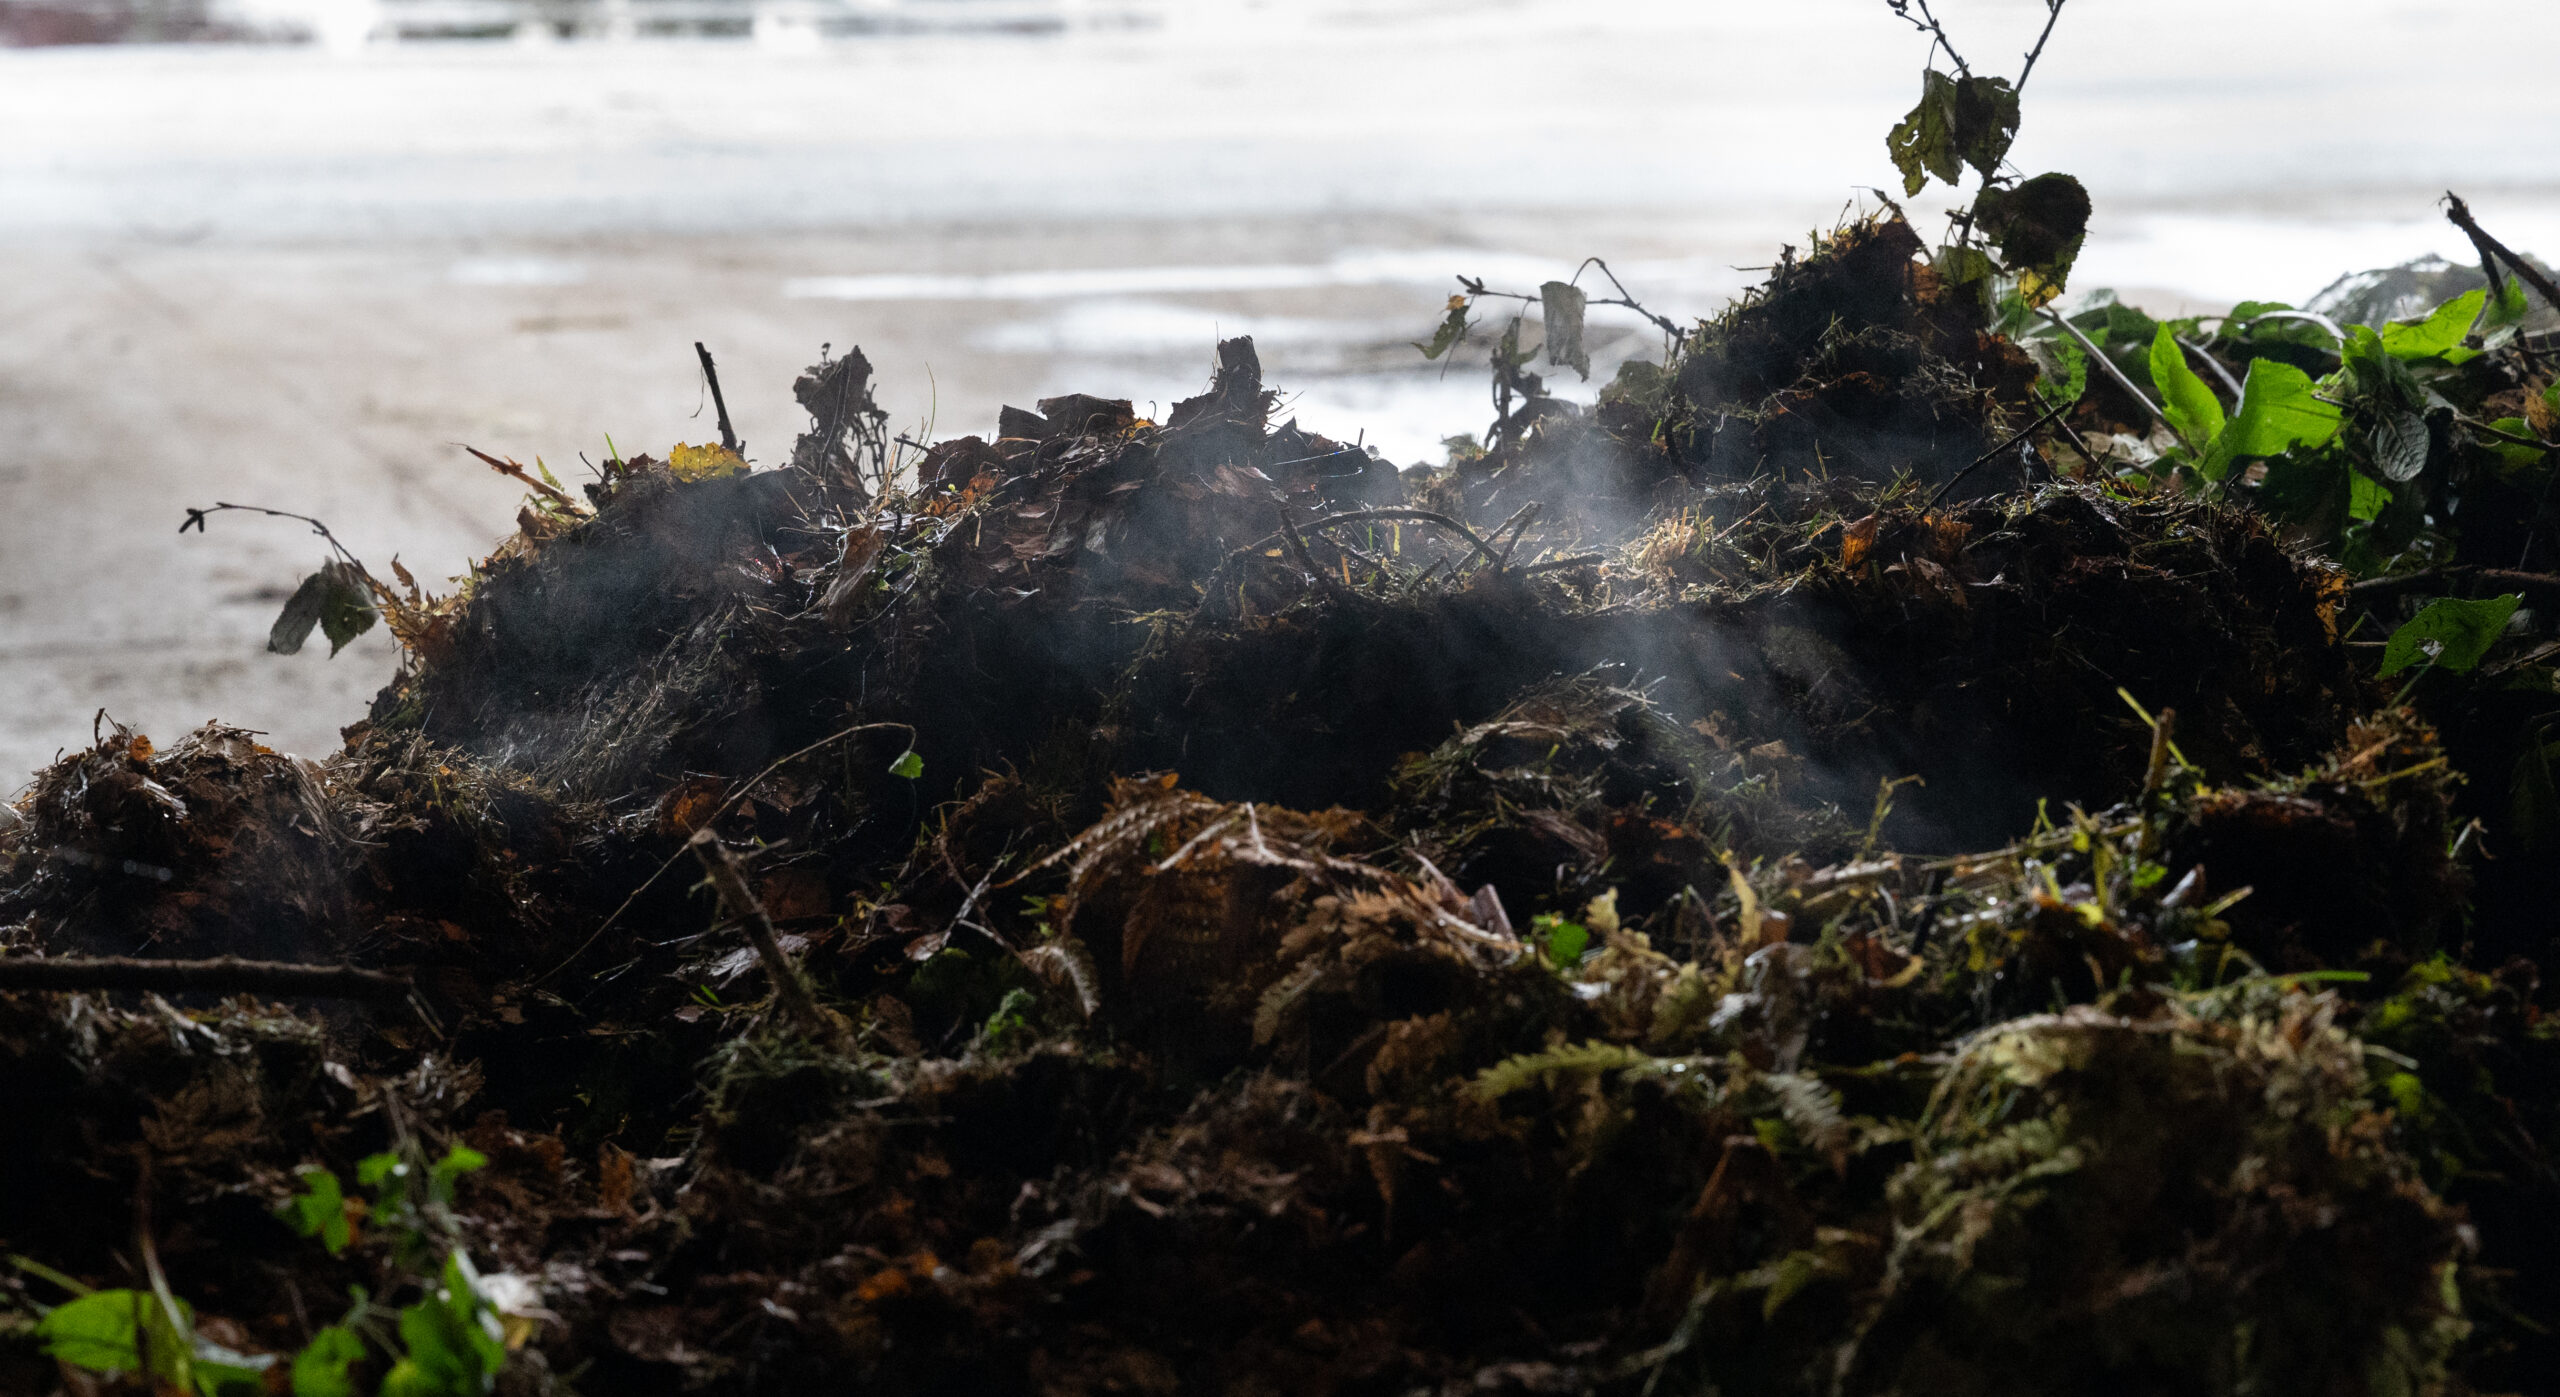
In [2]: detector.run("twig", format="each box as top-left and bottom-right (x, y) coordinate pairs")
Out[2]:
(464, 446), (586, 514)
(178, 503), (383, 595)
(2039, 309), (2166, 429)
(1224, 508), (1506, 578)
(0, 954), (412, 1001)
(695, 341), (742, 456)
(2348, 567), (2560, 606)
(1515, 553), (1607, 576)
(2446, 193), (2560, 319)
(2178, 337), (2244, 405)
(533, 720), (916, 984)
(1928, 398), (2074, 508)
(2013, 0), (2067, 94)
(689, 830), (836, 1043)
(1884, 0), (1970, 75)
(2140, 707), (2177, 799)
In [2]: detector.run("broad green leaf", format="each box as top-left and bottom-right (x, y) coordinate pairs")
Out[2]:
(36, 1289), (150, 1375)
(2204, 359), (2341, 478)
(2254, 450), (2345, 526)
(2380, 594), (2521, 677)
(292, 1324), (369, 1397)
(1539, 280), (1590, 380)
(281, 1167), (352, 1255)
(1414, 294), (1470, 360)
(888, 750), (924, 780)
(2378, 289), (2485, 362)
(2482, 416), (2552, 474)
(2348, 470), (2392, 522)
(2148, 324), (2225, 449)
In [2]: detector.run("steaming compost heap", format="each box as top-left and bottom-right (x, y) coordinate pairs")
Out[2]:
(4, 214), (2559, 1397)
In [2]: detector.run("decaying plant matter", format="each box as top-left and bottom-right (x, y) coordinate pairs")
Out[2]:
(8, 4), (2560, 1391)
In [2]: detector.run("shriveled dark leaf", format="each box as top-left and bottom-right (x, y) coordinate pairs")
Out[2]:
(1539, 280), (1590, 380)
(269, 560), (377, 657)
(1416, 294), (1471, 360)
(1976, 172), (2090, 284)
(1886, 70), (2019, 197)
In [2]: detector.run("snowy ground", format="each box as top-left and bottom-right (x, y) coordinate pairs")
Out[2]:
(4, 0), (2558, 782)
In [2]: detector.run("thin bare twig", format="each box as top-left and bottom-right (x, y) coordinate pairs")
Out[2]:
(0, 954), (412, 1001)
(1885, 0), (1970, 75)
(2014, 0), (2068, 94)
(1928, 398), (2075, 508)
(2039, 309), (2166, 428)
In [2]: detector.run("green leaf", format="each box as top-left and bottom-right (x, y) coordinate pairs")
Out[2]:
(2378, 289), (2486, 362)
(1532, 914), (1589, 969)
(2204, 359), (2341, 478)
(1414, 294), (1471, 361)
(2348, 470), (2392, 522)
(429, 1143), (487, 1208)
(269, 560), (378, 658)
(2380, 594), (2521, 677)
(357, 1152), (406, 1191)
(36, 1289), (150, 1375)
(281, 1167), (352, 1255)
(2148, 324), (2225, 450)
(2031, 339), (2088, 410)
(888, 750), (925, 780)
(2483, 416), (2551, 474)
(292, 1325), (369, 1397)
(1538, 281), (1590, 381)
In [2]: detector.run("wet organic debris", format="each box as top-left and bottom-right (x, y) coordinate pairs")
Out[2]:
(10, 12), (2560, 1391)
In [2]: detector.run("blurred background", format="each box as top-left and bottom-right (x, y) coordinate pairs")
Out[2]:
(3, 0), (2556, 783)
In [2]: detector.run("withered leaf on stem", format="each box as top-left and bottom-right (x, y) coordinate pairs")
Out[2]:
(267, 559), (376, 657)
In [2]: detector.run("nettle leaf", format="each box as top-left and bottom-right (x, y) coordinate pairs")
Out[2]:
(2205, 359), (2342, 478)
(1415, 294), (1471, 360)
(888, 750), (925, 780)
(269, 560), (378, 658)
(2380, 594), (2521, 677)
(1539, 280), (1590, 381)
(281, 1167), (353, 1255)
(2379, 289), (2486, 362)
(2148, 323), (2225, 450)
(1886, 70), (2016, 197)
(292, 1324), (369, 1397)
(2371, 409), (2432, 483)
(1976, 172), (2090, 297)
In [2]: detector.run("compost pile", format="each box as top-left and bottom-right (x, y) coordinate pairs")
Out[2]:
(4, 215), (2558, 1397)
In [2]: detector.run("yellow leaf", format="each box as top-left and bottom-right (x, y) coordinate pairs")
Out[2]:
(668, 442), (746, 481)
